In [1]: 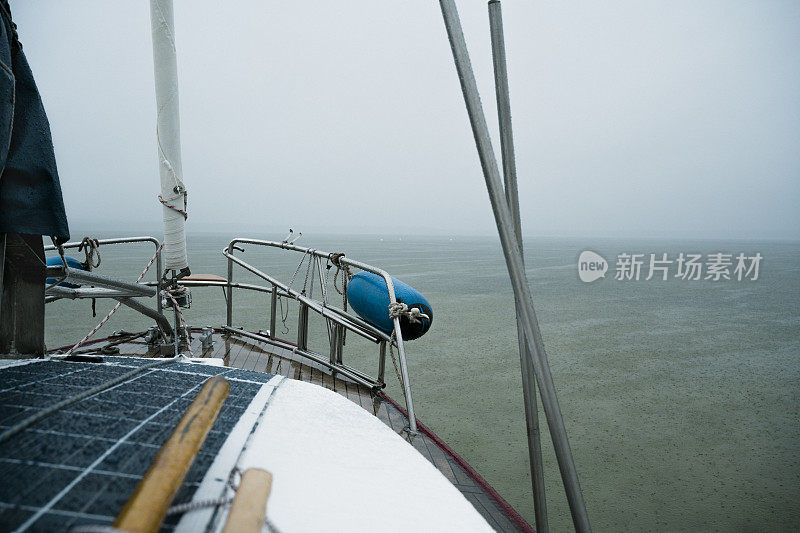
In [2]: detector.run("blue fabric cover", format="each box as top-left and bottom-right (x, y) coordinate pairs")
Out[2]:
(0, 2), (69, 243)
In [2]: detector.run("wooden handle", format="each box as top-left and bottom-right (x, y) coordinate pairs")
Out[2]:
(114, 376), (230, 533)
(222, 468), (273, 533)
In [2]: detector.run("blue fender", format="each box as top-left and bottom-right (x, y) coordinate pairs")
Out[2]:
(346, 271), (433, 340)
(45, 256), (85, 288)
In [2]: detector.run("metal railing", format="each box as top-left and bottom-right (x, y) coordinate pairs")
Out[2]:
(44, 236), (164, 314)
(223, 238), (418, 434)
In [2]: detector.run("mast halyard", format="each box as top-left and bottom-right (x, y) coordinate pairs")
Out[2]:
(150, 0), (190, 279)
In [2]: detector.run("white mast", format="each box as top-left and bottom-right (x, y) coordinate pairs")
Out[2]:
(150, 0), (189, 274)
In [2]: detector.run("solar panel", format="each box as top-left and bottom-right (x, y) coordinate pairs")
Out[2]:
(0, 357), (273, 532)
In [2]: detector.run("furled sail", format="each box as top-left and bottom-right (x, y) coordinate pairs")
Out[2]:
(150, 0), (189, 273)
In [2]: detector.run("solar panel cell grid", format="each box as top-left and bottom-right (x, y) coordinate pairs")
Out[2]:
(0, 358), (271, 532)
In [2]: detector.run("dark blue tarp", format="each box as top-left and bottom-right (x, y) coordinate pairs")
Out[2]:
(0, 1), (69, 243)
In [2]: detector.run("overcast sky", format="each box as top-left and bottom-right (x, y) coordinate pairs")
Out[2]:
(14, 1), (800, 240)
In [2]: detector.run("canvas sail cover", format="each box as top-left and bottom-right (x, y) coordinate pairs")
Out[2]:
(151, 0), (188, 272)
(0, 2), (69, 244)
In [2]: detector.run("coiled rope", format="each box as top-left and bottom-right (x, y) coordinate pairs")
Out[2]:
(77, 237), (101, 270)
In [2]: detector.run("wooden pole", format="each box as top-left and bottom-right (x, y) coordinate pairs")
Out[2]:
(114, 376), (230, 533)
(222, 468), (273, 533)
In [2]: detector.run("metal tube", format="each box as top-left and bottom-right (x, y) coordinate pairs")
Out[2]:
(47, 286), (149, 300)
(322, 304), (392, 342)
(222, 327), (381, 390)
(44, 235), (161, 252)
(48, 267), (157, 297)
(297, 303), (309, 351)
(173, 304), (180, 358)
(329, 323), (338, 365)
(270, 284), (277, 340)
(115, 297), (174, 338)
(224, 238), (418, 433)
(144, 280), (282, 295)
(223, 249), (383, 343)
(335, 324), (344, 364)
(226, 242), (234, 326)
(378, 341), (387, 385)
(156, 245), (163, 315)
(438, 1), (590, 530)
(488, 2), (548, 530)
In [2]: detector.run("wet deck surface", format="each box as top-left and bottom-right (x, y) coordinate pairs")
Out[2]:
(61, 330), (528, 532)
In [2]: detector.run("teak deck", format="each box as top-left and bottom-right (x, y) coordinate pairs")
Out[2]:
(58, 329), (531, 533)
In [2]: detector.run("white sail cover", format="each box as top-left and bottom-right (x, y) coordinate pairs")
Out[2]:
(150, 0), (188, 271)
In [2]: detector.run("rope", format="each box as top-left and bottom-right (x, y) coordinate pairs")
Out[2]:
(385, 303), (428, 392)
(388, 302), (429, 325)
(0, 356), (180, 445)
(277, 294), (290, 335)
(69, 527), (126, 533)
(388, 331), (405, 390)
(330, 253), (352, 298)
(65, 244), (164, 355)
(330, 252), (352, 345)
(302, 249), (315, 297)
(162, 286), (195, 357)
(158, 193), (188, 220)
(165, 496), (233, 516)
(77, 237), (101, 270)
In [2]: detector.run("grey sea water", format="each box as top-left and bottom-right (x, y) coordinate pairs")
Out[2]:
(45, 233), (800, 531)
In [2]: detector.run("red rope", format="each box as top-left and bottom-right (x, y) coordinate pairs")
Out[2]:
(158, 194), (188, 219)
(65, 244), (164, 355)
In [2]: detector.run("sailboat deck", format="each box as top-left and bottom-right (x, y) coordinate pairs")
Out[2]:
(51, 330), (531, 533)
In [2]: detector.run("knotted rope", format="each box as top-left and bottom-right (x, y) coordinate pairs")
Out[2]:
(386, 303), (429, 394)
(388, 302), (429, 325)
(329, 252), (353, 325)
(77, 237), (101, 270)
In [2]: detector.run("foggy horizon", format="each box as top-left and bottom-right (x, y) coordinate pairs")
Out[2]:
(14, 1), (800, 242)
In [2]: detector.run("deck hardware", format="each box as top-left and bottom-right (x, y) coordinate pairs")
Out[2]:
(114, 375), (230, 533)
(200, 326), (215, 350)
